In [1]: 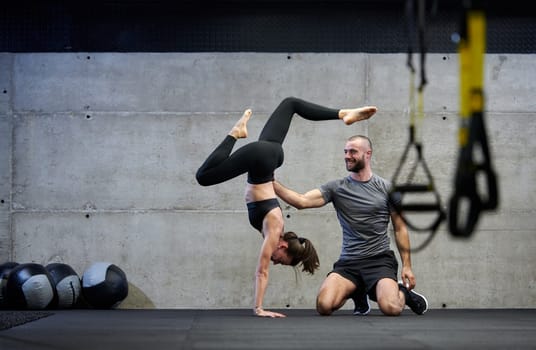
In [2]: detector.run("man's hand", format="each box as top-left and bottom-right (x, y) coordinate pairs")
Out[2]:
(400, 265), (416, 290)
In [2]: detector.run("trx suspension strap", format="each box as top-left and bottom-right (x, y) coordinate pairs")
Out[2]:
(448, 4), (499, 237)
(389, 0), (445, 251)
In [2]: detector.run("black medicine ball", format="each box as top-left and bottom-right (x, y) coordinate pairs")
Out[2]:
(82, 262), (128, 309)
(46, 263), (82, 308)
(0, 262), (19, 308)
(5, 263), (57, 309)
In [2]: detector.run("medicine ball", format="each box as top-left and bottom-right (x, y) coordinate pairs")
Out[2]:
(46, 263), (81, 308)
(82, 262), (128, 309)
(0, 262), (19, 308)
(5, 263), (57, 309)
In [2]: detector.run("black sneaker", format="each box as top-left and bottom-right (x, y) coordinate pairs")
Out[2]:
(399, 282), (428, 315)
(351, 289), (370, 316)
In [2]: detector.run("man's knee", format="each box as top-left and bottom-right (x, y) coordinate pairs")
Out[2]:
(375, 279), (405, 316)
(316, 295), (334, 316)
(315, 272), (355, 316)
(377, 297), (403, 316)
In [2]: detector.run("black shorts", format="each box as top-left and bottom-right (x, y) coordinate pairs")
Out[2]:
(330, 250), (398, 301)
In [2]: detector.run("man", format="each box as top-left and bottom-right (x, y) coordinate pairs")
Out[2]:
(273, 134), (428, 316)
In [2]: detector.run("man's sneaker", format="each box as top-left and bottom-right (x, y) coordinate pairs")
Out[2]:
(351, 289), (371, 316)
(399, 282), (428, 315)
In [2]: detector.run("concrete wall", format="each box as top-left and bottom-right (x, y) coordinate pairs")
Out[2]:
(0, 52), (534, 309)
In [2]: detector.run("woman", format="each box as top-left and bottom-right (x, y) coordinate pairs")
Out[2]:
(196, 97), (376, 317)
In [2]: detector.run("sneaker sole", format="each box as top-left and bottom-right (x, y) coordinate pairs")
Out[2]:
(353, 308), (370, 316)
(353, 297), (371, 316)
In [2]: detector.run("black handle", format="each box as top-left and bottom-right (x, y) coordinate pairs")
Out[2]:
(394, 184), (432, 193)
(470, 110), (499, 210)
(449, 106), (499, 237)
(390, 139), (446, 233)
(448, 164), (482, 237)
(389, 188), (446, 233)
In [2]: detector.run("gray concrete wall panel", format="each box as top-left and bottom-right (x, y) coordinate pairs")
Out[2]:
(0, 117), (11, 260)
(11, 210), (343, 308)
(3, 52), (535, 309)
(0, 54), (11, 115)
(0, 212), (9, 261)
(13, 53), (369, 114)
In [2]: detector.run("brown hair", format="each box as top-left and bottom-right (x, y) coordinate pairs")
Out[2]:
(283, 231), (320, 274)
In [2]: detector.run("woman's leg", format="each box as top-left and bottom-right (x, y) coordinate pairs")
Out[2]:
(258, 97), (377, 144)
(196, 100), (376, 186)
(258, 97), (340, 144)
(195, 110), (253, 186)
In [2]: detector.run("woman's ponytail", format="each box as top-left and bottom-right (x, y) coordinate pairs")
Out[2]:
(283, 231), (320, 274)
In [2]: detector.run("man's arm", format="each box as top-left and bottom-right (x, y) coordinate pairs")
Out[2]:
(273, 180), (326, 209)
(391, 211), (416, 290)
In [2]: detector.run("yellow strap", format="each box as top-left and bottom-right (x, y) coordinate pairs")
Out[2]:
(416, 85), (424, 144)
(469, 10), (486, 93)
(408, 69), (416, 128)
(458, 10), (486, 147)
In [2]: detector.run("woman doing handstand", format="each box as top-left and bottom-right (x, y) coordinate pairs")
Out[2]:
(196, 97), (377, 317)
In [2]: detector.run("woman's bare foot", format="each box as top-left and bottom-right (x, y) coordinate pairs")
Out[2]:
(340, 106), (377, 125)
(229, 109), (252, 139)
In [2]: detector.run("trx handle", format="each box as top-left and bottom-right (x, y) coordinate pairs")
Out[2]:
(394, 184), (433, 193)
(448, 163), (482, 237)
(390, 139), (446, 233)
(448, 9), (499, 237)
(467, 107), (498, 211)
(449, 109), (499, 237)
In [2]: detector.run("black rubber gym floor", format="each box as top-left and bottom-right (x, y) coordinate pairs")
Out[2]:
(1, 309), (535, 349)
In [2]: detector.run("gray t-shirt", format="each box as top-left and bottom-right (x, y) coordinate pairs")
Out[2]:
(320, 173), (398, 260)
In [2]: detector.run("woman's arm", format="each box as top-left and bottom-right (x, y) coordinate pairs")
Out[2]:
(253, 236), (286, 317)
(253, 208), (286, 318)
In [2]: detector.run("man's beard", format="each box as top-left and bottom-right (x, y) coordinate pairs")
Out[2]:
(346, 157), (365, 172)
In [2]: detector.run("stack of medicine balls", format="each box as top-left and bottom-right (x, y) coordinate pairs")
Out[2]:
(0, 261), (128, 310)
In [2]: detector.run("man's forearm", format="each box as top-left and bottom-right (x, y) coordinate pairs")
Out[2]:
(273, 180), (300, 207)
(395, 229), (412, 268)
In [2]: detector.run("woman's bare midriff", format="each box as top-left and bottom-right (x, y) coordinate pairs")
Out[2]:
(245, 182), (277, 203)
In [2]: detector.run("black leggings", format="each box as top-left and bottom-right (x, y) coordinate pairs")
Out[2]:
(195, 97), (339, 186)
